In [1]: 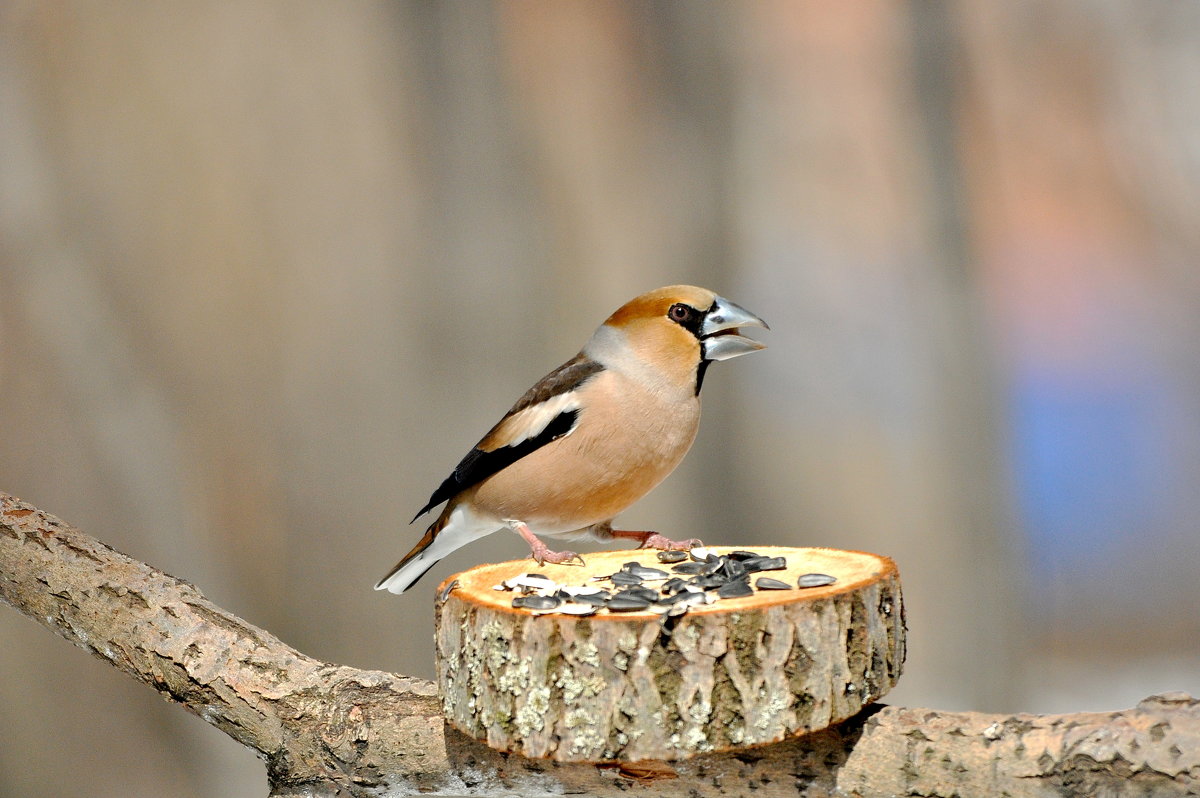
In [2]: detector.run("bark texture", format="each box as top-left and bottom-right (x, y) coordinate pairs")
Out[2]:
(435, 548), (904, 762)
(2, 491), (1199, 797)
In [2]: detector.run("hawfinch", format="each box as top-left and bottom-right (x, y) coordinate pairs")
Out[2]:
(375, 285), (767, 594)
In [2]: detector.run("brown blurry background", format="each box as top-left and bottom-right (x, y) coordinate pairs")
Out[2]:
(2, 2), (1199, 796)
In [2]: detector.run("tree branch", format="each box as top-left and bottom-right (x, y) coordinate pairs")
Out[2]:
(2, 491), (1198, 797)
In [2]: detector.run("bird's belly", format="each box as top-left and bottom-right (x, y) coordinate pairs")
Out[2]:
(470, 398), (699, 534)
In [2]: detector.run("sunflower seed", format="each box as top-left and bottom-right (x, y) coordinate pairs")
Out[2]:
(744, 556), (787, 573)
(671, 561), (708, 575)
(504, 574), (558, 591)
(720, 559), (748, 580)
(513, 594), (562, 610)
(559, 584), (606, 597)
(552, 602), (599, 616)
(755, 577), (792, 590)
(689, 574), (727, 590)
(606, 596), (652, 612)
(798, 573), (837, 588)
(657, 590), (694, 606)
(717, 580), (754, 599)
(728, 550), (761, 561)
(616, 586), (659, 602)
(438, 579), (460, 603)
(662, 590), (710, 612)
(567, 592), (610, 607)
(662, 577), (689, 594)
(656, 549), (689, 563)
(610, 571), (644, 586)
(627, 566), (669, 581)
(689, 546), (716, 562)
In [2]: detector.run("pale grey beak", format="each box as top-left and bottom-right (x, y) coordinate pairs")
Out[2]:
(700, 296), (768, 361)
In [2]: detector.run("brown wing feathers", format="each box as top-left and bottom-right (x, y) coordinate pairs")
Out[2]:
(410, 353), (604, 521)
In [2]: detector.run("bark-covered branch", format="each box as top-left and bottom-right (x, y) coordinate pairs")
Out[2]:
(2, 491), (1198, 797)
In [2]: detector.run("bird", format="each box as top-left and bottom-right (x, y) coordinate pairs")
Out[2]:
(375, 285), (768, 594)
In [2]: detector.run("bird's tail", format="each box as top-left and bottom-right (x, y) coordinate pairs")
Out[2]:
(374, 506), (477, 594)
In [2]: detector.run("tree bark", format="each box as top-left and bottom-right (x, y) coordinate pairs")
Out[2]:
(2, 491), (1197, 797)
(435, 548), (904, 762)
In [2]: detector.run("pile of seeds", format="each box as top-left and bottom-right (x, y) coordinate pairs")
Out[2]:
(493, 547), (838, 618)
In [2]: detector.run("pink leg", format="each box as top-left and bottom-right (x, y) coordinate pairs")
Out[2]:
(608, 529), (703, 551)
(512, 521), (585, 566)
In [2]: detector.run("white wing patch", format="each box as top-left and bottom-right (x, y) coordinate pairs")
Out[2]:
(480, 392), (581, 451)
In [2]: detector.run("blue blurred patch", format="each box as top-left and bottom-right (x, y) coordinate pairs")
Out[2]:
(1009, 361), (1172, 584)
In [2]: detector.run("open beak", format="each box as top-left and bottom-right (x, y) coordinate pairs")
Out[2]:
(700, 296), (769, 361)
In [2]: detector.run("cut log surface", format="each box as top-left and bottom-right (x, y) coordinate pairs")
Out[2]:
(434, 546), (905, 763)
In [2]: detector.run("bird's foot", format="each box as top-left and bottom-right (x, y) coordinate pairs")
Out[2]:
(609, 529), (703, 551)
(511, 520), (586, 566)
(530, 544), (586, 567)
(640, 533), (704, 551)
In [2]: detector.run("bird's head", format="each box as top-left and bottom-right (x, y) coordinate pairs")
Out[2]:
(587, 285), (768, 394)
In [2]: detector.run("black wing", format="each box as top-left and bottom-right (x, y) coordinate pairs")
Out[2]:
(411, 353), (603, 521)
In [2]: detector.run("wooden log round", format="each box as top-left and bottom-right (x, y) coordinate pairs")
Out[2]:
(434, 546), (904, 763)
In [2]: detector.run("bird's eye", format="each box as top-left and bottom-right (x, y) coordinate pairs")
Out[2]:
(668, 303), (693, 323)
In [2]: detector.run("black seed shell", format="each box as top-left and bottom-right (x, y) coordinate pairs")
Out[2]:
(798, 572), (837, 588)
(617, 586), (659, 602)
(662, 577), (688, 594)
(658, 591), (694, 606)
(671, 561), (707, 575)
(744, 556), (787, 573)
(512, 595), (562, 610)
(569, 593), (610, 607)
(606, 596), (652, 611)
(717, 580), (754, 599)
(689, 574), (727, 590)
(721, 559), (748, 580)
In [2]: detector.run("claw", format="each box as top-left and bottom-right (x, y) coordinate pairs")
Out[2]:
(511, 520), (584, 567)
(528, 548), (585, 566)
(637, 533), (702, 551)
(609, 529), (701, 551)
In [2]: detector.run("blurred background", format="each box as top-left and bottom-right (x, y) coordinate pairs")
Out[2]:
(2, 2), (1199, 796)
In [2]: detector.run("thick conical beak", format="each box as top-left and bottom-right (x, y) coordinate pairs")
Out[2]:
(700, 296), (768, 361)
